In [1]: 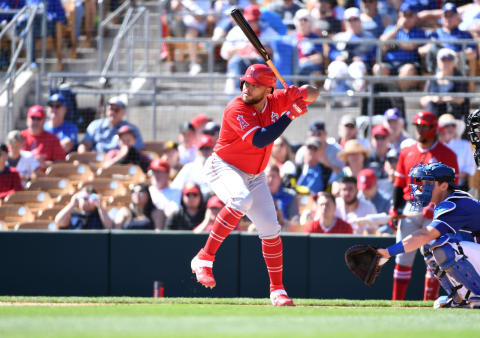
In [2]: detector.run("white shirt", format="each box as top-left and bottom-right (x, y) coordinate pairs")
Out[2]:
(178, 145), (197, 165)
(14, 150), (40, 180)
(171, 156), (211, 197)
(335, 196), (377, 234)
(149, 185), (181, 217)
(220, 25), (278, 60)
(444, 138), (476, 176)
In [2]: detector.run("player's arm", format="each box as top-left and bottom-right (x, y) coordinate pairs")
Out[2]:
(377, 225), (441, 258)
(252, 114), (293, 148)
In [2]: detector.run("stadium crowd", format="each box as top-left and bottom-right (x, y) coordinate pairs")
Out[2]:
(0, 0), (478, 235)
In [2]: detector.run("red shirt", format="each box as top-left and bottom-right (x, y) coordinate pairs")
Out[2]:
(305, 217), (353, 234)
(0, 166), (22, 199)
(21, 129), (65, 163)
(214, 90), (293, 174)
(394, 141), (459, 201)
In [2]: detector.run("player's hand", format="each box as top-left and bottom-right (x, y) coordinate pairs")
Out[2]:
(285, 98), (307, 120)
(388, 207), (399, 231)
(285, 85), (308, 103)
(422, 202), (435, 220)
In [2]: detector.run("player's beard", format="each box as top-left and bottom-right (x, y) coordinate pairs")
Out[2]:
(242, 94), (264, 105)
(345, 196), (357, 206)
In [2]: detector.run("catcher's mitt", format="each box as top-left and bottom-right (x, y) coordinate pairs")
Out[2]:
(345, 245), (387, 286)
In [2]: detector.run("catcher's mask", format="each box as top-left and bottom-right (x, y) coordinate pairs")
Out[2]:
(409, 162), (456, 211)
(467, 109), (480, 165)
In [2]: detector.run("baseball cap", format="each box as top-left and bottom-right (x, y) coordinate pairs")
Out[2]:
(191, 114), (212, 130)
(357, 168), (377, 191)
(203, 121), (220, 135)
(344, 7), (361, 20)
(180, 122), (195, 133)
(309, 120), (325, 132)
(207, 195), (224, 209)
(47, 93), (66, 106)
(117, 125), (135, 136)
(442, 2), (457, 13)
(149, 159), (170, 172)
(372, 124), (390, 137)
(306, 137), (322, 149)
(244, 4), (261, 21)
(196, 134), (215, 149)
(340, 114), (356, 126)
(108, 96), (127, 109)
(27, 105), (46, 119)
(386, 147), (399, 161)
(182, 182), (201, 195)
(437, 48), (457, 62)
(384, 107), (402, 120)
(400, 2), (419, 13)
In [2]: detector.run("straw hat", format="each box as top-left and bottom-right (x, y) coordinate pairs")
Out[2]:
(338, 139), (370, 161)
(438, 113), (465, 136)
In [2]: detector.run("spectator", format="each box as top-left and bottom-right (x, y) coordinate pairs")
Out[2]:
(21, 105), (65, 169)
(335, 176), (377, 234)
(366, 124), (390, 180)
(336, 114), (370, 150)
(332, 139), (370, 195)
(266, 164), (299, 228)
(103, 125), (151, 173)
(360, 0), (385, 38)
(382, 147), (398, 197)
(0, 144), (22, 199)
(324, 7), (376, 95)
(166, 182), (206, 230)
(305, 191), (354, 234)
(148, 159), (182, 219)
(308, 0), (342, 37)
(296, 138), (332, 194)
(458, 0), (480, 38)
(291, 8), (324, 86)
(193, 195), (225, 233)
(160, 140), (182, 180)
(44, 93), (78, 154)
(203, 121), (221, 144)
(78, 96), (144, 153)
(419, 3), (477, 75)
(220, 4), (278, 94)
(269, 0), (303, 30)
(384, 108), (413, 152)
(191, 113), (212, 136)
(114, 183), (165, 230)
(295, 120), (343, 173)
(419, 48), (469, 118)
(54, 186), (114, 229)
(177, 122), (197, 165)
(172, 134), (214, 196)
(6, 130), (40, 184)
(373, 3), (426, 91)
(270, 136), (296, 179)
(437, 114), (476, 191)
(357, 168), (390, 214)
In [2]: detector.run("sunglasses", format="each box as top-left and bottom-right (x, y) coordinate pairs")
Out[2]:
(344, 123), (356, 129)
(299, 17), (309, 22)
(49, 103), (63, 109)
(109, 106), (122, 113)
(30, 116), (44, 121)
(374, 135), (387, 140)
(443, 124), (456, 128)
(307, 145), (319, 151)
(199, 146), (213, 151)
(402, 11), (414, 17)
(186, 193), (200, 197)
(347, 17), (360, 22)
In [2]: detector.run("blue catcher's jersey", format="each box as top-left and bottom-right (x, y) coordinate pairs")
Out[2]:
(430, 190), (480, 238)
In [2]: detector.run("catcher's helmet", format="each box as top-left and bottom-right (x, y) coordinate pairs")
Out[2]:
(467, 109), (480, 165)
(409, 162), (456, 210)
(412, 111), (438, 139)
(240, 64), (276, 91)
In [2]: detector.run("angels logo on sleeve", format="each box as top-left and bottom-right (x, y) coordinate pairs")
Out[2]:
(271, 111), (279, 123)
(237, 115), (249, 130)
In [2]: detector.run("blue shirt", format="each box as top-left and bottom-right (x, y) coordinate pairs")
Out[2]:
(362, 14), (384, 38)
(0, 0), (25, 22)
(297, 163), (324, 194)
(82, 118), (144, 153)
(44, 120), (78, 146)
(430, 191), (480, 236)
(429, 27), (477, 53)
(383, 25), (426, 64)
(26, 0), (66, 24)
(329, 31), (377, 65)
(272, 187), (298, 220)
(404, 0), (439, 11)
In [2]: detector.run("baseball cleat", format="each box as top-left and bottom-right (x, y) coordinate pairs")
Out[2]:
(191, 249), (216, 289)
(270, 289), (295, 306)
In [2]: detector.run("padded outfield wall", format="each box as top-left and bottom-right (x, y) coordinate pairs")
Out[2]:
(0, 231), (427, 300)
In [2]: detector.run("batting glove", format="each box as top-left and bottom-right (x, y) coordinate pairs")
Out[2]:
(285, 98), (307, 120)
(388, 207), (399, 231)
(285, 85), (308, 104)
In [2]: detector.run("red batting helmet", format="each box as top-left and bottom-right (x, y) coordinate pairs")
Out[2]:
(240, 64), (276, 90)
(413, 111), (437, 139)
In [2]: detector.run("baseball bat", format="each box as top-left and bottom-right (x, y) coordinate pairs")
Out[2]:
(353, 212), (422, 227)
(230, 8), (288, 89)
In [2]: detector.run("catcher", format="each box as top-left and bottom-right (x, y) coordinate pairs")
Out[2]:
(346, 162), (480, 308)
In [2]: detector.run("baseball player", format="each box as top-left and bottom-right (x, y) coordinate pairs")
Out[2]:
(388, 111), (459, 300)
(378, 162), (480, 308)
(466, 109), (480, 166)
(190, 64), (320, 306)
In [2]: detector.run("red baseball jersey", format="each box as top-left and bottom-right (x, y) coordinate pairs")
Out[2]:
(21, 129), (66, 163)
(394, 141), (459, 201)
(214, 90), (294, 175)
(0, 166), (22, 199)
(305, 217), (353, 234)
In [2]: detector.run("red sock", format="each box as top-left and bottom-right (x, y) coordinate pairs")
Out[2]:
(424, 269), (440, 300)
(203, 206), (243, 257)
(393, 264), (412, 300)
(262, 236), (284, 293)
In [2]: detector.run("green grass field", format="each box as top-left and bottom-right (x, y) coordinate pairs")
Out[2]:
(1, 297), (480, 338)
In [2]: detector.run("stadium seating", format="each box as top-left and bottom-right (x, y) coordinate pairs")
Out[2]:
(45, 163), (95, 186)
(66, 151), (106, 164)
(3, 191), (54, 213)
(77, 178), (128, 197)
(0, 205), (35, 229)
(26, 177), (76, 198)
(143, 141), (165, 156)
(95, 164), (147, 185)
(14, 221), (56, 231)
(36, 206), (64, 221)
